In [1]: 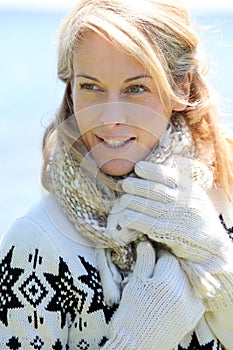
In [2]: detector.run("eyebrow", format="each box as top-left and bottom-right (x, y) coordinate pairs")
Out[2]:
(75, 73), (152, 83)
(75, 74), (100, 82)
(124, 74), (152, 83)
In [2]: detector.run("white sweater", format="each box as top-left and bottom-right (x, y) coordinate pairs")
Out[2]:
(0, 194), (231, 349)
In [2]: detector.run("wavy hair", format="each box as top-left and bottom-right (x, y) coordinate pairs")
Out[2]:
(42, 0), (233, 198)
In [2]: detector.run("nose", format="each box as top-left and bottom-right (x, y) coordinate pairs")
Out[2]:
(100, 101), (126, 127)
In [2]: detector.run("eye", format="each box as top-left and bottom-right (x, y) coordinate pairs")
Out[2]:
(125, 84), (150, 94)
(80, 83), (100, 91)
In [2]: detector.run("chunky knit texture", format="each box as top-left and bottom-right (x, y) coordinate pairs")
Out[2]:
(47, 116), (214, 267)
(1, 114), (233, 348)
(1, 196), (232, 349)
(102, 243), (206, 350)
(47, 116), (216, 304)
(111, 160), (233, 311)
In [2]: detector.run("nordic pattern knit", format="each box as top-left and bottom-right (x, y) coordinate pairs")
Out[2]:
(0, 195), (232, 350)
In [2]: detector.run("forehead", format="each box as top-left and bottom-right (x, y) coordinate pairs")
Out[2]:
(72, 30), (146, 74)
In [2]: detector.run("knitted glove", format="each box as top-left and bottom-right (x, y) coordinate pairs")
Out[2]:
(102, 241), (205, 350)
(107, 161), (233, 311)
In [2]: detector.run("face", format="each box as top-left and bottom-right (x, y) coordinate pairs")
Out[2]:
(71, 31), (183, 176)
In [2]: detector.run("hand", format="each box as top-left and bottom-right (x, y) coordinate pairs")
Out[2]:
(106, 161), (233, 310)
(102, 241), (205, 350)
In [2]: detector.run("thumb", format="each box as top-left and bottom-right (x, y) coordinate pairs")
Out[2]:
(133, 241), (156, 279)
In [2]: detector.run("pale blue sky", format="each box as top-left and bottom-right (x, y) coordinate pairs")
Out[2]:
(0, 0), (232, 12)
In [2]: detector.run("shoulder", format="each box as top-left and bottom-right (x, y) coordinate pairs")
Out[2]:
(0, 193), (98, 270)
(3, 193), (94, 243)
(0, 196), (115, 347)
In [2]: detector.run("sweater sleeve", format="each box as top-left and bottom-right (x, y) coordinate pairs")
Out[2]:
(203, 218), (233, 350)
(0, 216), (71, 348)
(205, 309), (233, 350)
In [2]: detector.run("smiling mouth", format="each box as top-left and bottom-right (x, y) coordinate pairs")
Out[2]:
(97, 136), (136, 147)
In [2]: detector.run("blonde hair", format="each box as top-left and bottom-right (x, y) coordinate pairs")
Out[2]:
(42, 0), (233, 198)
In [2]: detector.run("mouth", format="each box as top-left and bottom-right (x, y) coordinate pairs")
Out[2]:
(96, 136), (136, 148)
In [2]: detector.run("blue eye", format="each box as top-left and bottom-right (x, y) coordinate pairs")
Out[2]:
(80, 83), (99, 90)
(126, 84), (149, 94)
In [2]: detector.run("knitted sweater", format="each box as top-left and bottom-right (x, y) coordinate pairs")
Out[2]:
(0, 194), (232, 350)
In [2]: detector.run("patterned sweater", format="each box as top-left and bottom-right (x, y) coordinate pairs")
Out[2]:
(0, 194), (232, 350)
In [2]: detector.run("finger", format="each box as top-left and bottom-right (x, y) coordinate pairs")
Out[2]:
(135, 161), (179, 188)
(118, 209), (172, 246)
(119, 208), (164, 235)
(133, 241), (156, 279)
(119, 194), (169, 218)
(121, 177), (177, 203)
(151, 250), (182, 282)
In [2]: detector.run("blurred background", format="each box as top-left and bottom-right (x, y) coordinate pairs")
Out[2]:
(0, 0), (233, 235)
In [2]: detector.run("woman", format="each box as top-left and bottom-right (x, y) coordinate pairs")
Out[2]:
(1, 0), (233, 349)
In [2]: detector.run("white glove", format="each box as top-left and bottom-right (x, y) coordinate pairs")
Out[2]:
(102, 241), (205, 350)
(107, 161), (233, 311)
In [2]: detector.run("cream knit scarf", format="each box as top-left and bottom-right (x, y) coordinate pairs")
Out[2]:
(47, 115), (223, 304)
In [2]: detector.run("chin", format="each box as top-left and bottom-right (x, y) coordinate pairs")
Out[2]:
(100, 159), (135, 176)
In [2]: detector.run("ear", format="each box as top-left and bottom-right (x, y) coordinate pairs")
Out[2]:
(172, 72), (192, 112)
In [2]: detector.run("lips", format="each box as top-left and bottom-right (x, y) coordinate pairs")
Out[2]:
(96, 135), (136, 148)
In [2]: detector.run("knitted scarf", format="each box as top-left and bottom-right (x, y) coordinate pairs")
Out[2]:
(47, 115), (217, 302)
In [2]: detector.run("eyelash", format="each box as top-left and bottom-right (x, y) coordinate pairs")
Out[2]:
(125, 84), (150, 94)
(79, 83), (100, 91)
(79, 83), (150, 94)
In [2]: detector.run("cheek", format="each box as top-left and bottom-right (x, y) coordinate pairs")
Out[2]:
(71, 100), (93, 148)
(74, 106), (95, 136)
(72, 90), (88, 129)
(131, 104), (169, 143)
(75, 114), (94, 151)
(73, 100), (105, 134)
